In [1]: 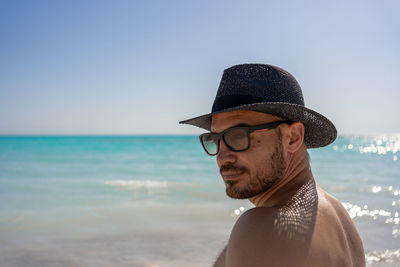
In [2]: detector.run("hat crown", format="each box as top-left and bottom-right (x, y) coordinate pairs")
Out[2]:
(212, 64), (304, 112)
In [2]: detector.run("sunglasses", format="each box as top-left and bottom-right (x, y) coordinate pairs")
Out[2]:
(199, 121), (292, 156)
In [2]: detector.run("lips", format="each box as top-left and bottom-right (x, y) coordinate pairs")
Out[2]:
(220, 164), (248, 181)
(221, 171), (245, 181)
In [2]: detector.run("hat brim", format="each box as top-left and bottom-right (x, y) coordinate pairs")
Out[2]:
(179, 102), (337, 149)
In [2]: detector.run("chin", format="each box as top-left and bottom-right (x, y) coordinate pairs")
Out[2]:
(225, 184), (260, 199)
(225, 178), (278, 199)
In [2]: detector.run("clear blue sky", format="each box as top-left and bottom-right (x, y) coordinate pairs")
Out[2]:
(1, 0), (399, 135)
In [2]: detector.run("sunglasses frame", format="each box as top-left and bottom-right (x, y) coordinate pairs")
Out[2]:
(199, 121), (293, 156)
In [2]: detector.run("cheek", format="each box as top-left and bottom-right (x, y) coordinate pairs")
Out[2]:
(250, 136), (269, 153)
(236, 151), (257, 171)
(246, 138), (276, 167)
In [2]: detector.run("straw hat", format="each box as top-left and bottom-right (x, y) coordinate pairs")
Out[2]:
(180, 64), (336, 148)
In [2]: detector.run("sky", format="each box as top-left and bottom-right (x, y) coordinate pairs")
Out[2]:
(0, 0), (399, 135)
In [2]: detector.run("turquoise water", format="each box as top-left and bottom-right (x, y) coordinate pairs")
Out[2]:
(0, 135), (399, 266)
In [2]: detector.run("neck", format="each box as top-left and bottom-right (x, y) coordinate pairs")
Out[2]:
(249, 150), (312, 207)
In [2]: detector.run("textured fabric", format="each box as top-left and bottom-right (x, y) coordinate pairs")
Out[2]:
(215, 64), (304, 106)
(180, 64), (337, 149)
(212, 95), (265, 112)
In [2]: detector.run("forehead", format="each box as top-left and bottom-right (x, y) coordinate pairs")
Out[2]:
(211, 110), (282, 132)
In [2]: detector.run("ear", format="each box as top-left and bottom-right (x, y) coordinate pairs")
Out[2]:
(285, 122), (305, 153)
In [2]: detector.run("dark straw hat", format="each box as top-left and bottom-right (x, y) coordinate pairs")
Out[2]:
(180, 64), (337, 148)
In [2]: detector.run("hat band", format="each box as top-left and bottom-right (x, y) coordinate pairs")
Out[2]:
(212, 95), (265, 112)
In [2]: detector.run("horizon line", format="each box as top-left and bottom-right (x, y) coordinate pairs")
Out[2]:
(1, 133), (400, 137)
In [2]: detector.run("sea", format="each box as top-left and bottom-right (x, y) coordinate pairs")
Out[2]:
(0, 135), (399, 267)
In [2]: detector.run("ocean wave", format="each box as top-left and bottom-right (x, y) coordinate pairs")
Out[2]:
(366, 249), (400, 264)
(104, 179), (168, 189)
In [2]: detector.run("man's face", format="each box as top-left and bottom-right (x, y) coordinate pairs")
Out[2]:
(211, 110), (287, 199)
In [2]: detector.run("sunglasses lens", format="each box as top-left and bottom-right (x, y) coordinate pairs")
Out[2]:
(201, 134), (218, 155)
(224, 128), (248, 151)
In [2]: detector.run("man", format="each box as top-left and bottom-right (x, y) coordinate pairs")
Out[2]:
(180, 64), (365, 266)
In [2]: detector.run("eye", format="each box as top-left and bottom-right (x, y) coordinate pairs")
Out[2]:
(224, 128), (248, 150)
(227, 128), (247, 139)
(201, 134), (219, 155)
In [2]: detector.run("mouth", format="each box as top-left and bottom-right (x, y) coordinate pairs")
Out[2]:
(221, 171), (245, 181)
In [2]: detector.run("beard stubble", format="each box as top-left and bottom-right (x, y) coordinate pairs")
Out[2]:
(222, 134), (286, 199)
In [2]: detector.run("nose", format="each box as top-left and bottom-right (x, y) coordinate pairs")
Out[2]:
(216, 140), (236, 166)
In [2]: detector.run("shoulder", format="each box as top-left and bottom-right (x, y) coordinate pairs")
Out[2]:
(225, 207), (309, 267)
(233, 206), (278, 230)
(315, 185), (361, 241)
(312, 185), (366, 266)
(317, 185), (353, 224)
(228, 207), (278, 247)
